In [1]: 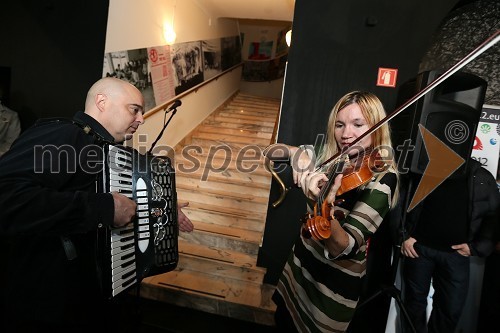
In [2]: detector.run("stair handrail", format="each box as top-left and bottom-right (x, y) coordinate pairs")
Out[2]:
(144, 62), (243, 120)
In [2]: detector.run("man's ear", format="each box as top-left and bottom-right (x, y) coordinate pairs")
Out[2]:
(95, 93), (106, 112)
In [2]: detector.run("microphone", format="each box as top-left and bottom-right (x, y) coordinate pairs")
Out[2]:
(167, 99), (182, 112)
(148, 99), (182, 154)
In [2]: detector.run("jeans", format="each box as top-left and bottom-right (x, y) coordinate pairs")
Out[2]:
(403, 243), (469, 333)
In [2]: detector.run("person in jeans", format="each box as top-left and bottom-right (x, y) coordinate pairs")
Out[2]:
(401, 160), (499, 333)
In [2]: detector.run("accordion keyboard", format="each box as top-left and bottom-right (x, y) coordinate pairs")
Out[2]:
(100, 144), (178, 298)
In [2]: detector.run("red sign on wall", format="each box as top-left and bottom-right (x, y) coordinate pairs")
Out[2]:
(377, 68), (398, 87)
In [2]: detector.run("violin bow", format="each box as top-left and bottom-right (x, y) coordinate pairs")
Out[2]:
(316, 29), (500, 171)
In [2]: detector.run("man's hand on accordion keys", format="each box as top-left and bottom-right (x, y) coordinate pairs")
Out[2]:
(111, 191), (194, 233)
(111, 192), (138, 227)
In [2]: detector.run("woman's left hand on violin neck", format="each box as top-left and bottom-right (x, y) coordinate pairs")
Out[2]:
(301, 171), (343, 204)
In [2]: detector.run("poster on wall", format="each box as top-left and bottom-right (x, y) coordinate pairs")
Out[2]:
(170, 41), (204, 96)
(202, 39), (222, 81)
(147, 45), (176, 108)
(471, 104), (500, 181)
(102, 48), (156, 112)
(221, 36), (242, 71)
(248, 41), (273, 60)
(242, 53), (287, 82)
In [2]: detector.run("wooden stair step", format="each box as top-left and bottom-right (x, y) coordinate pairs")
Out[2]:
(176, 176), (270, 201)
(176, 188), (269, 215)
(235, 92), (280, 100)
(231, 98), (280, 109)
(190, 137), (268, 151)
(176, 254), (264, 284)
(176, 183), (269, 207)
(230, 105), (280, 112)
(175, 153), (270, 177)
(202, 119), (275, 133)
(228, 99), (280, 107)
(175, 151), (268, 170)
(175, 166), (271, 189)
(176, 138), (268, 155)
(140, 268), (276, 325)
(197, 125), (273, 140)
(234, 93), (280, 101)
(223, 106), (279, 116)
(175, 142), (266, 160)
(192, 131), (271, 147)
(217, 110), (278, 122)
(178, 239), (265, 274)
(213, 115), (276, 128)
(227, 107), (279, 115)
(179, 221), (262, 255)
(180, 206), (266, 233)
(178, 200), (267, 222)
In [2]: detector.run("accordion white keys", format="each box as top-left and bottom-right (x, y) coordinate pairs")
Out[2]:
(97, 144), (178, 298)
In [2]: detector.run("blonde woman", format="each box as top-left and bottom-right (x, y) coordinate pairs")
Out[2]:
(265, 91), (400, 332)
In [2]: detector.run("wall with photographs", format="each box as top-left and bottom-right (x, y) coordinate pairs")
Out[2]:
(102, 36), (241, 114)
(105, 0), (243, 148)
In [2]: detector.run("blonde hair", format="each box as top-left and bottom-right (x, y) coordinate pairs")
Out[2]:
(317, 91), (399, 206)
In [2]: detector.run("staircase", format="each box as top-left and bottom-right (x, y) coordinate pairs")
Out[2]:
(140, 92), (281, 326)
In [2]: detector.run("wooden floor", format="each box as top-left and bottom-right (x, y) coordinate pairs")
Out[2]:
(138, 298), (278, 333)
(139, 92), (281, 327)
(108, 292), (279, 333)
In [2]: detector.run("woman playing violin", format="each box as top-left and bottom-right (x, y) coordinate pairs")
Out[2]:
(265, 91), (400, 332)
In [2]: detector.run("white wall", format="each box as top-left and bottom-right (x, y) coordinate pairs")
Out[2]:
(105, 0), (240, 53)
(105, 0), (241, 148)
(239, 79), (284, 99)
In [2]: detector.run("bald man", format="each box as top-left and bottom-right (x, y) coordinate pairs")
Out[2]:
(0, 78), (191, 331)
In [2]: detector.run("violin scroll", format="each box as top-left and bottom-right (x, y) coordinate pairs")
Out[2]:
(302, 200), (345, 241)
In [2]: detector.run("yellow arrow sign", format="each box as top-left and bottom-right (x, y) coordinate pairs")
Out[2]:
(407, 124), (465, 212)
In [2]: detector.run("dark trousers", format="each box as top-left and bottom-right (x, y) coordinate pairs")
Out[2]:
(272, 292), (299, 333)
(403, 243), (469, 333)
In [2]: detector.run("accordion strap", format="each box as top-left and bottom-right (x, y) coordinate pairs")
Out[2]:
(71, 118), (115, 145)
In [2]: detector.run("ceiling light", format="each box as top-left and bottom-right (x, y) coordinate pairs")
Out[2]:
(286, 30), (292, 47)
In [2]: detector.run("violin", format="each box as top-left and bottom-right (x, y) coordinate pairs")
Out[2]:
(302, 148), (386, 240)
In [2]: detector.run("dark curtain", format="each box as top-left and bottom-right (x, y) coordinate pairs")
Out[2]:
(0, 0), (109, 130)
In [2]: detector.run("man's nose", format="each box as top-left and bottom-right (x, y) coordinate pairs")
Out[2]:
(136, 112), (145, 124)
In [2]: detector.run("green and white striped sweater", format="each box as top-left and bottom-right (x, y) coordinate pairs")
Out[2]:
(275, 170), (397, 333)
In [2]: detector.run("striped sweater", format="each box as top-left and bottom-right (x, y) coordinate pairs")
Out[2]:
(274, 170), (397, 333)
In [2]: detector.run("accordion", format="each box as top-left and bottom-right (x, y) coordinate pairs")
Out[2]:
(96, 144), (178, 298)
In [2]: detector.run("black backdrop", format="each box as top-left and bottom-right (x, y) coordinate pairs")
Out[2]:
(258, 0), (462, 284)
(0, 0), (109, 131)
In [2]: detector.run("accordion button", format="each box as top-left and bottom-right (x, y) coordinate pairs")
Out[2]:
(138, 239), (149, 253)
(136, 177), (147, 190)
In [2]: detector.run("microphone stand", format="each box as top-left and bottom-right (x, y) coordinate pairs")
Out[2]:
(148, 107), (178, 155)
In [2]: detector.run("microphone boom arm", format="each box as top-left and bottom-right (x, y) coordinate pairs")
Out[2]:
(148, 100), (182, 155)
